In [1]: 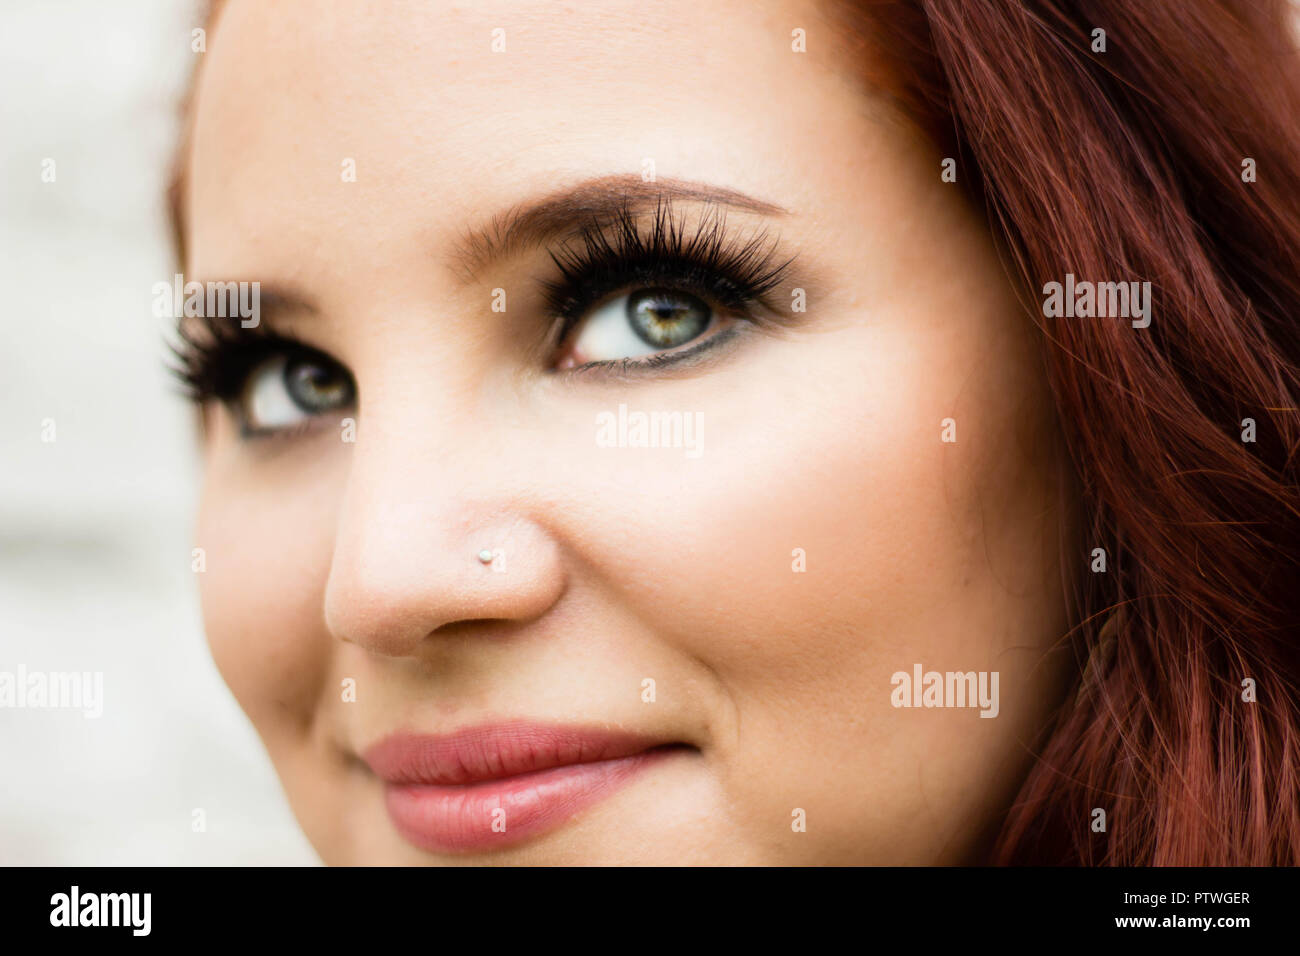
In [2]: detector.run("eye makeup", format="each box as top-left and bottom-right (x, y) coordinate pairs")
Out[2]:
(541, 198), (797, 374)
(170, 318), (337, 402)
(168, 195), (802, 428)
(168, 319), (357, 440)
(543, 198), (793, 338)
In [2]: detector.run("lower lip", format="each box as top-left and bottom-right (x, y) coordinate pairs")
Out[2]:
(382, 748), (672, 853)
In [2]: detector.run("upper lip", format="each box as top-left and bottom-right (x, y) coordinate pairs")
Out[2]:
(362, 722), (673, 786)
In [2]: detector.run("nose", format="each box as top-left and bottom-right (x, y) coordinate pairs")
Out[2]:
(322, 421), (566, 658)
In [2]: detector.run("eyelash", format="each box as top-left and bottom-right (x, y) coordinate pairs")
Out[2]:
(169, 319), (331, 405)
(169, 200), (795, 405)
(542, 200), (793, 350)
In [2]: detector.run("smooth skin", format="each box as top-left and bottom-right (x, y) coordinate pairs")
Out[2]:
(186, 0), (1075, 864)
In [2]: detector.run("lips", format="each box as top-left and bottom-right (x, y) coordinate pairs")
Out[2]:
(364, 723), (679, 853)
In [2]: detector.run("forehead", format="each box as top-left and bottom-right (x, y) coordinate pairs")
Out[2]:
(185, 0), (882, 278)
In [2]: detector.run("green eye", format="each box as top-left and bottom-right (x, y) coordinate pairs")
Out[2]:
(285, 357), (352, 411)
(240, 353), (355, 434)
(562, 287), (717, 364)
(626, 289), (711, 348)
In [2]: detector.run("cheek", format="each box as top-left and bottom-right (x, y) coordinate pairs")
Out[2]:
(195, 432), (345, 746)
(558, 289), (1067, 858)
(565, 310), (1062, 668)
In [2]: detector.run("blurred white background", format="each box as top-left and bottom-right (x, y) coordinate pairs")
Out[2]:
(0, 0), (317, 864)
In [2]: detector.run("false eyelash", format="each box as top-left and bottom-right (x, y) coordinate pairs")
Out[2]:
(167, 314), (318, 403)
(169, 201), (795, 403)
(541, 197), (794, 343)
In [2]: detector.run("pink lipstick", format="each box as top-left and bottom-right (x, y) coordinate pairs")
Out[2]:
(364, 723), (680, 853)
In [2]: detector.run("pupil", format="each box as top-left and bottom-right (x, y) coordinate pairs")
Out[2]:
(627, 288), (710, 348)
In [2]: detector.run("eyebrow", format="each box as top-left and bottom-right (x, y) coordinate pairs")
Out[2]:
(452, 174), (789, 280)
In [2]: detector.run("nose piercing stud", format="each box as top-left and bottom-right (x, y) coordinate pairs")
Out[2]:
(477, 549), (495, 564)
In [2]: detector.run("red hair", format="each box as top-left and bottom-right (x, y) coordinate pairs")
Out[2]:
(169, 0), (1300, 864)
(836, 0), (1300, 864)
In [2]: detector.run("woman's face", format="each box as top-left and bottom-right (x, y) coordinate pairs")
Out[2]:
(187, 0), (1073, 864)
